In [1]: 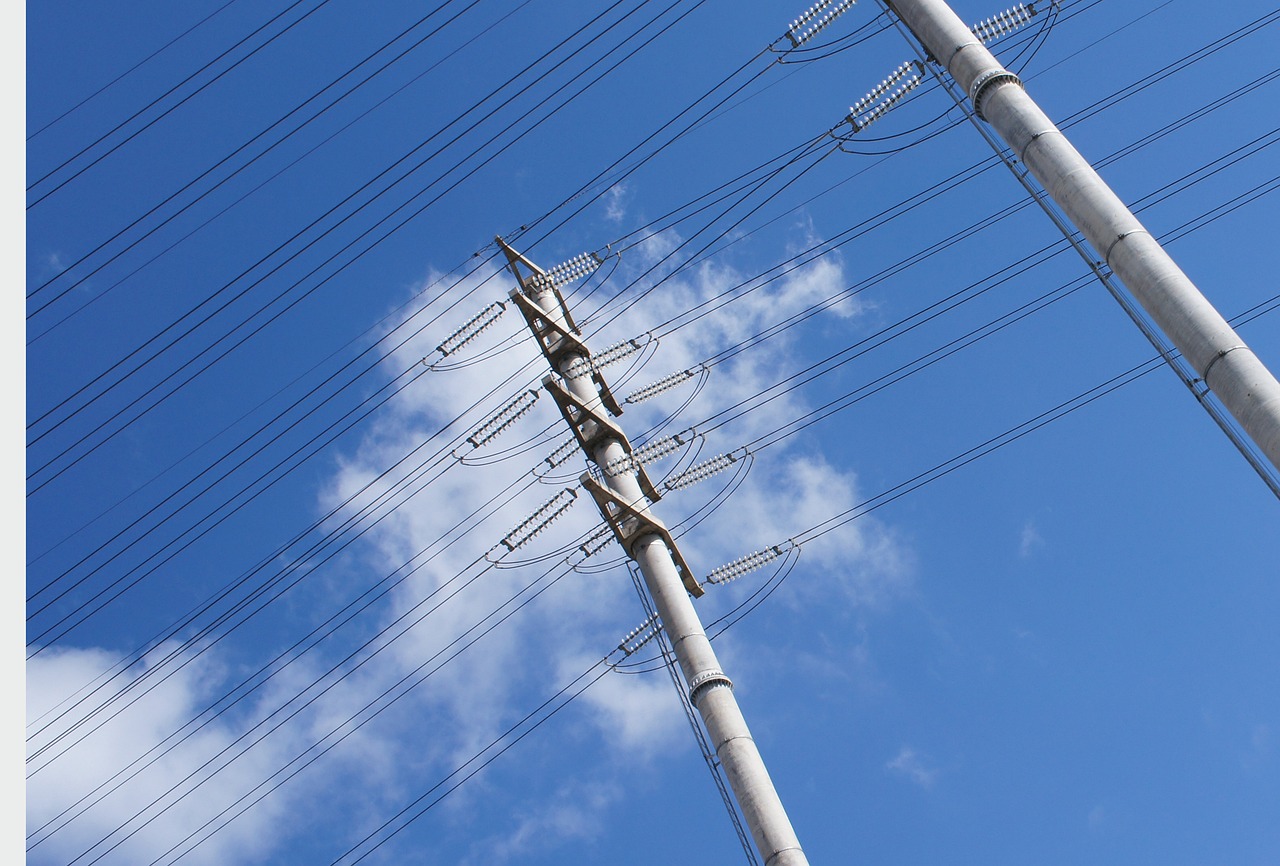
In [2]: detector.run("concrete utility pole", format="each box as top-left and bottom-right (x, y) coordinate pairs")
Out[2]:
(886, 0), (1280, 472)
(499, 239), (809, 866)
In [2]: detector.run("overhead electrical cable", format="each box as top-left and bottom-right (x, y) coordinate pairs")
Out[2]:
(27, 0), (337, 207)
(35, 10), (1274, 660)
(28, 433), (577, 772)
(27, 0), (708, 494)
(26, 0), (243, 142)
(26, 0), (492, 310)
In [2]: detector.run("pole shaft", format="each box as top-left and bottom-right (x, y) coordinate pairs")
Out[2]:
(524, 280), (808, 866)
(888, 0), (1280, 470)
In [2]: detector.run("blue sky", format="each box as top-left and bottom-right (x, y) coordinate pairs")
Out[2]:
(23, 1), (1280, 864)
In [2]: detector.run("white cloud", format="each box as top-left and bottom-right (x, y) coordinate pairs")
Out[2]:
(1087, 802), (1107, 832)
(303, 228), (914, 844)
(1019, 519), (1043, 558)
(603, 184), (629, 223)
(460, 780), (620, 866)
(26, 644), (298, 866)
(25, 222), (915, 862)
(886, 745), (938, 790)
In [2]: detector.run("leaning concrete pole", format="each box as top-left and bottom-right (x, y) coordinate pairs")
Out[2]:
(887, 0), (1280, 471)
(499, 240), (808, 866)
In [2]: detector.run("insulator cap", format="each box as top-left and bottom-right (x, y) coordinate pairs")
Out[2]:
(848, 60), (923, 133)
(579, 525), (615, 558)
(501, 489), (578, 551)
(524, 251), (603, 293)
(563, 338), (642, 380)
(437, 301), (505, 356)
(664, 452), (737, 491)
(705, 545), (787, 585)
(545, 436), (579, 469)
(788, 0), (857, 47)
(970, 4), (1035, 45)
(625, 369), (695, 404)
(467, 389), (539, 448)
(618, 613), (662, 655)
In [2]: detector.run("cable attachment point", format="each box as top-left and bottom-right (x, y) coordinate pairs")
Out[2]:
(604, 432), (687, 477)
(544, 436), (580, 470)
(580, 473), (703, 597)
(664, 452), (739, 491)
(563, 337), (644, 380)
(437, 301), (506, 357)
(542, 374), (634, 459)
(525, 250), (604, 293)
(786, 0), (858, 47)
(509, 288), (588, 368)
(846, 59), (923, 133)
(580, 524), (616, 559)
(625, 368), (698, 404)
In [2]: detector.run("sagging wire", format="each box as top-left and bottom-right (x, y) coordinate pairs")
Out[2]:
(35, 6), (1274, 849)
(707, 545), (803, 639)
(774, 7), (891, 63)
(827, 0), (1067, 154)
(456, 420), (563, 467)
(668, 450), (755, 539)
(146, 556), (591, 866)
(577, 131), (841, 333)
(38, 461), (639, 859)
(627, 366), (712, 443)
(27, 369), (581, 768)
(27, 0), (701, 495)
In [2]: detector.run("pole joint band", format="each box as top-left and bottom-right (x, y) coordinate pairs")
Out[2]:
(689, 669), (733, 705)
(969, 68), (1022, 120)
(1201, 345), (1249, 388)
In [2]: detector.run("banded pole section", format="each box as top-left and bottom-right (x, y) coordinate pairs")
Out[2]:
(499, 239), (809, 866)
(887, 0), (1280, 472)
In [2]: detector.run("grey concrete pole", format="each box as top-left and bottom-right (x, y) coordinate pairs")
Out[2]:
(516, 270), (809, 866)
(887, 0), (1280, 471)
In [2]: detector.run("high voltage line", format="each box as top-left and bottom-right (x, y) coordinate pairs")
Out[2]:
(27, 1), (1280, 863)
(28, 40), (1275, 657)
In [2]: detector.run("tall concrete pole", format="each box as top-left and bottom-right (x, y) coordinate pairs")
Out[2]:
(500, 240), (808, 866)
(886, 0), (1280, 472)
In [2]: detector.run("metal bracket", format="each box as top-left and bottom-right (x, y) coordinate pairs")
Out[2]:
(543, 376), (660, 501)
(580, 473), (703, 598)
(510, 288), (588, 370)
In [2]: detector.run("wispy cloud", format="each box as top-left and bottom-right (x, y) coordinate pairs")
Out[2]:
(886, 745), (938, 789)
(603, 184), (629, 223)
(1019, 518), (1043, 558)
(27, 221), (914, 861)
(461, 781), (620, 866)
(27, 645), (306, 866)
